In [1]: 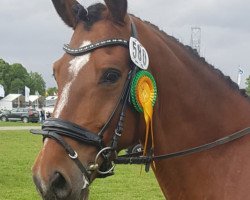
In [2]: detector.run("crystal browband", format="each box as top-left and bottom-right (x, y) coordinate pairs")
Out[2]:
(63, 38), (129, 56)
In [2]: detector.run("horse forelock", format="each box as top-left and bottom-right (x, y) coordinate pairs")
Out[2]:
(84, 3), (107, 29)
(76, 3), (128, 30)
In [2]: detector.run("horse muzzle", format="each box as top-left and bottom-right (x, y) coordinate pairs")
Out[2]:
(32, 169), (90, 200)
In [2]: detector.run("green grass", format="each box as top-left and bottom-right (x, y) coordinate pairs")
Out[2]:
(0, 130), (41, 200)
(0, 121), (41, 127)
(0, 131), (164, 200)
(89, 166), (164, 200)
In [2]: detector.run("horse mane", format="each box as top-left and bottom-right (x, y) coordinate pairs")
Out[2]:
(141, 19), (249, 99)
(77, 4), (249, 99)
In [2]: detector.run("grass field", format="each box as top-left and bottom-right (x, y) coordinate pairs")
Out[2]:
(0, 130), (164, 200)
(0, 121), (41, 127)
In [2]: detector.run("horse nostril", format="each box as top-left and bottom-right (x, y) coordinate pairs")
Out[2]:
(51, 172), (72, 199)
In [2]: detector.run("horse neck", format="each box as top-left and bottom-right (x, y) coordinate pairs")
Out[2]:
(137, 20), (250, 199)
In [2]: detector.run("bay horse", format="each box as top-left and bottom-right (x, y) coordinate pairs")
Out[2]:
(31, 0), (250, 199)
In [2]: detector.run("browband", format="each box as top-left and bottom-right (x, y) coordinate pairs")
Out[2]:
(63, 38), (128, 56)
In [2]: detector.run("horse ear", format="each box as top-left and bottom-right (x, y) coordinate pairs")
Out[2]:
(51, 0), (87, 29)
(104, 0), (128, 24)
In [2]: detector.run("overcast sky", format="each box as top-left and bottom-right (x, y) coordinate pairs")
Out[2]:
(0, 0), (249, 88)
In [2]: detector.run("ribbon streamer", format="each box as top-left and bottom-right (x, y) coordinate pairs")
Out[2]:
(137, 77), (156, 170)
(130, 71), (157, 171)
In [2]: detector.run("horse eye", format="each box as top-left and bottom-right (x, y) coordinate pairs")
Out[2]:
(101, 69), (121, 84)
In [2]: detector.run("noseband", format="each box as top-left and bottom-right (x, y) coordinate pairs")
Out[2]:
(30, 20), (139, 183)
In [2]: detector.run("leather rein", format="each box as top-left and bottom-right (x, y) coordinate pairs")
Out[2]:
(30, 20), (250, 184)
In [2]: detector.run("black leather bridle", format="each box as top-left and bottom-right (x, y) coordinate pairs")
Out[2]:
(30, 21), (140, 185)
(30, 19), (250, 187)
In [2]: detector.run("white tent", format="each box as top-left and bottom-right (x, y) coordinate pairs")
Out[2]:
(1, 94), (22, 101)
(29, 95), (40, 102)
(0, 94), (24, 110)
(29, 95), (42, 108)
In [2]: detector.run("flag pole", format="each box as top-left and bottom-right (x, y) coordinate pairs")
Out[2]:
(237, 68), (244, 86)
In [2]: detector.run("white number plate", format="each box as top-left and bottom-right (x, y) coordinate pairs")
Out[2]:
(129, 37), (149, 70)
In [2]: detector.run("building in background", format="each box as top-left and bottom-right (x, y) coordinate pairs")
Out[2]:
(43, 96), (58, 116)
(0, 94), (25, 110)
(45, 96), (58, 107)
(29, 95), (45, 109)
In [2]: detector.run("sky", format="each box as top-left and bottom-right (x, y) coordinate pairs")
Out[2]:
(0, 0), (249, 88)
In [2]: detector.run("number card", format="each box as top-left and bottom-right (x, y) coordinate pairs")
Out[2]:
(129, 37), (149, 70)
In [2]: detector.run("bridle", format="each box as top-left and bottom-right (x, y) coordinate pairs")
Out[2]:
(30, 20), (140, 186)
(30, 19), (250, 188)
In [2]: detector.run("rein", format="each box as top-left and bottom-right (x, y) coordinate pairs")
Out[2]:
(115, 127), (250, 170)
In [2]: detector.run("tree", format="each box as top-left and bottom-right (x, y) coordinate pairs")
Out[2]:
(246, 76), (250, 96)
(26, 72), (46, 96)
(46, 87), (58, 96)
(10, 63), (28, 81)
(0, 58), (46, 96)
(9, 63), (29, 94)
(9, 78), (25, 94)
(0, 59), (11, 93)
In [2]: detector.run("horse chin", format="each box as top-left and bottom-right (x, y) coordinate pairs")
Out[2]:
(40, 189), (89, 200)
(37, 184), (89, 200)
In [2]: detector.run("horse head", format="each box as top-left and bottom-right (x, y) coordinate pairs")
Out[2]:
(32, 1), (250, 199)
(32, 0), (146, 199)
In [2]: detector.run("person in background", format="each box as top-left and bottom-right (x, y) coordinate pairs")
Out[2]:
(46, 111), (51, 119)
(40, 109), (45, 123)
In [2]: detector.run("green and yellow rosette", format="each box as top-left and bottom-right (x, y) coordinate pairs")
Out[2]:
(130, 71), (157, 113)
(130, 70), (157, 169)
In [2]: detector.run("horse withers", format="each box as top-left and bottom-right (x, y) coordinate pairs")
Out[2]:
(31, 0), (250, 199)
